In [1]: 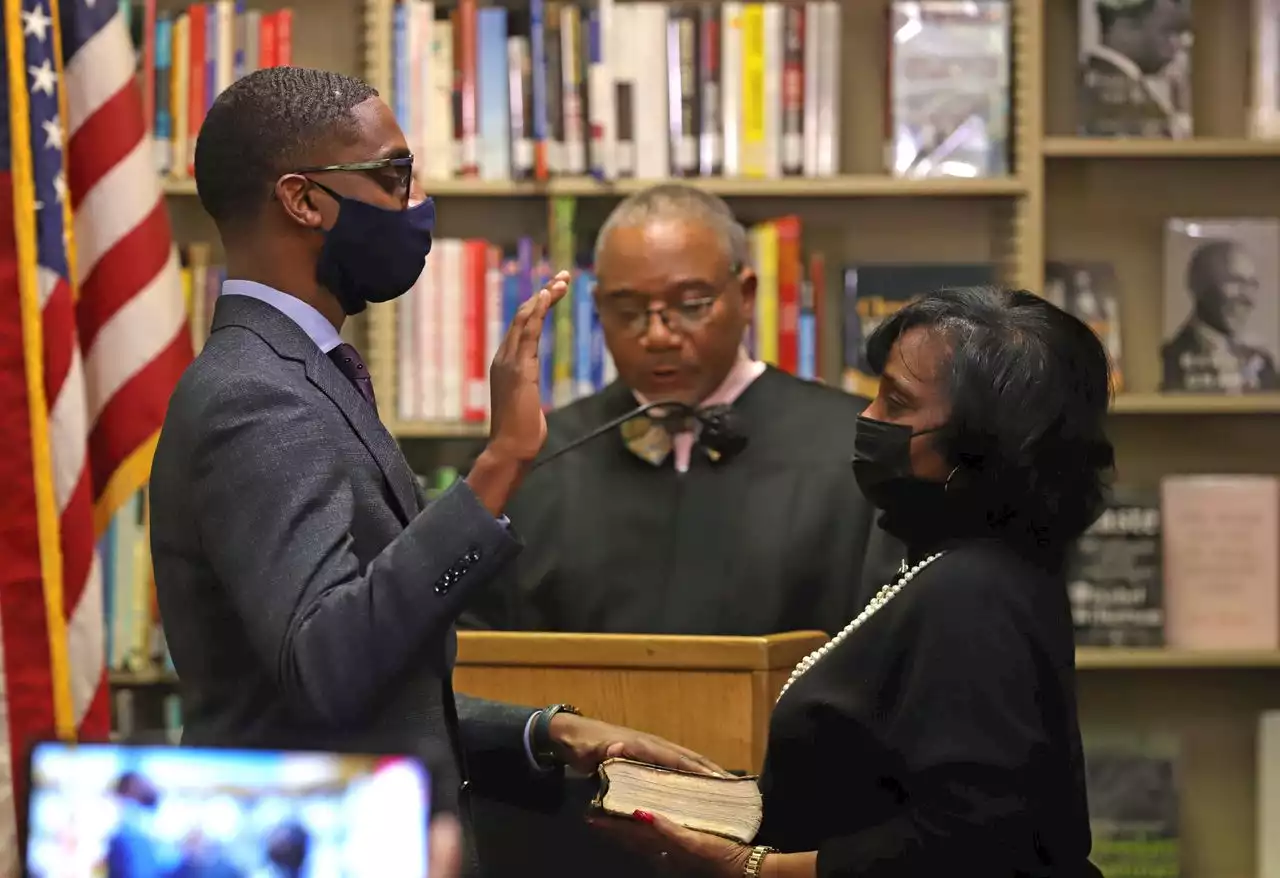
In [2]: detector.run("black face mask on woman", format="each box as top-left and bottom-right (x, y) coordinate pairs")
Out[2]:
(852, 414), (957, 543)
(309, 179), (436, 316)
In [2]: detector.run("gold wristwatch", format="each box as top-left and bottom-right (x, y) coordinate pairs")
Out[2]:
(743, 845), (776, 877)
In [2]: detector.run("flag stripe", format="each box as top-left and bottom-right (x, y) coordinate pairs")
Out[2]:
(63, 8), (132, 135)
(83, 245), (184, 422)
(72, 138), (158, 280)
(90, 330), (190, 493)
(47, 332), (86, 512)
(40, 272), (74, 401)
(67, 82), (146, 212)
(77, 201), (171, 352)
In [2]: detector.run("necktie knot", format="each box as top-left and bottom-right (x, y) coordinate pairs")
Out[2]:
(328, 343), (378, 410)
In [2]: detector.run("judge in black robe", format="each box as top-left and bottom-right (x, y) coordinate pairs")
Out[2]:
(462, 183), (903, 637)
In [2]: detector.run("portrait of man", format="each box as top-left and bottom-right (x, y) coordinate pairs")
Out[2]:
(1078, 0), (1193, 138)
(1162, 234), (1280, 393)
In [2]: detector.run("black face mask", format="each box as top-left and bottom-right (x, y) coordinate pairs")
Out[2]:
(310, 179), (436, 316)
(852, 414), (953, 543)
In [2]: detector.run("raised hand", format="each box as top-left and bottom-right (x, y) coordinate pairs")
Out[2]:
(486, 270), (571, 463)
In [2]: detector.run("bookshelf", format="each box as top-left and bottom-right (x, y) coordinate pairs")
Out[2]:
(146, 0), (1280, 875)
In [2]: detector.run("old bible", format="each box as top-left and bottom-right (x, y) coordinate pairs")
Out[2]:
(593, 758), (763, 843)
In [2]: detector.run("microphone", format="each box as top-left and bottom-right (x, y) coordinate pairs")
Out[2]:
(530, 400), (749, 471)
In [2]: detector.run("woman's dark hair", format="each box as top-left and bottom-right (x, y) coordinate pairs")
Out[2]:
(865, 285), (1116, 558)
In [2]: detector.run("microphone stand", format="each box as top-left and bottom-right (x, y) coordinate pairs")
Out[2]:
(529, 400), (701, 471)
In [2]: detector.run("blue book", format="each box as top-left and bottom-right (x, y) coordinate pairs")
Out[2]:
(573, 269), (594, 397)
(477, 8), (510, 180)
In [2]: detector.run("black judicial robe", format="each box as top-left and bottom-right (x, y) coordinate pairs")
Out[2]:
(463, 366), (904, 636)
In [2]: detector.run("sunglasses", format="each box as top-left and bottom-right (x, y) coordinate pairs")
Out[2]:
(290, 156), (415, 205)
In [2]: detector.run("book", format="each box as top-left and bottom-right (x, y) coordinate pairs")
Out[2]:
(1161, 218), (1280, 393)
(1084, 733), (1181, 877)
(592, 758), (763, 843)
(1066, 486), (1164, 647)
(1077, 0), (1192, 138)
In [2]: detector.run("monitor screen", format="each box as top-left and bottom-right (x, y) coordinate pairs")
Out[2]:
(23, 741), (430, 878)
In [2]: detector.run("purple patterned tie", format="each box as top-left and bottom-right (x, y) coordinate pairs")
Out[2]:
(328, 343), (378, 412)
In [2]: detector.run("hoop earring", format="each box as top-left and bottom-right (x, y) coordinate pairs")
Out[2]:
(944, 465), (960, 492)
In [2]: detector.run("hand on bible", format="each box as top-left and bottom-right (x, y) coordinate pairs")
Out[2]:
(588, 808), (753, 877)
(546, 712), (726, 777)
(486, 270), (571, 464)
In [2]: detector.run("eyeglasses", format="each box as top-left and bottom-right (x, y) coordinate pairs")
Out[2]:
(597, 295), (721, 338)
(290, 156), (415, 205)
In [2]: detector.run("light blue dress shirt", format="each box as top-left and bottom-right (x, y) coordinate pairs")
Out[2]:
(221, 279), (344, 353)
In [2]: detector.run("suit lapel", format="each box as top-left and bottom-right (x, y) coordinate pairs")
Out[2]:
(302, 353), (421, 523)
(211, 295), (421, 524)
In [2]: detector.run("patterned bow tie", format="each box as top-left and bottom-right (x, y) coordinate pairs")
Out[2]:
(620, 410), (729, 467)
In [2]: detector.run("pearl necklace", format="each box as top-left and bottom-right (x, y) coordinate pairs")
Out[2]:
(776, 552), (945, 703)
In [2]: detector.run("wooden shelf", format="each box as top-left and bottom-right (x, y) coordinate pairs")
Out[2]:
(388, 419), (488, 439)
(1077, 648), (1280, 669)
(163, 175), (1025, 199)
(109, 668), (178, 687)
(1043, 137), (1280, 159)
(163, 177), (197, 195)
(1110, 393), (1280, 415)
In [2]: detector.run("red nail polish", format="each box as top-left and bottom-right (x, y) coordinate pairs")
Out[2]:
(632, 810), (655, 824)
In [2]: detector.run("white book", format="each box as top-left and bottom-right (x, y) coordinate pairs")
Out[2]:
(611, 3), (638, 177)
(721, 2), (743, 177)
(416, 250), (442, 422)
(215, 0), (234, 93)
(632, 4), (670, 180)
(1254, 0), (1280, 137)
(438, 239), (465, 421)
(589, 0), (616, 179)
(484, 254), (503, 420)
(242, 9), (261, 75)
(407, 2), (429, 163)
(802, 2), (821, 176)
(397, 278), (420, 422)
(762, 2), (783, 179)
(425, 19), (455, 179)
(817, 1), (841, 176)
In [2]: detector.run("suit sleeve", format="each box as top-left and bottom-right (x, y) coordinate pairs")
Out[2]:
(814, 566), (1049, 878)
(191, 377), (521, 727)
(454, 694), (567, 812)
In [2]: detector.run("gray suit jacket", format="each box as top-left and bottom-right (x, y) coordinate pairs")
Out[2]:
(150, 294), (552, 867)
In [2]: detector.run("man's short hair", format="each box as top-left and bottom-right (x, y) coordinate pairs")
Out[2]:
(594, 183), (751, 271)
(193, 67), (379, 231)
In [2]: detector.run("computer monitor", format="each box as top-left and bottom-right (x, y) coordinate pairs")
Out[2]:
(22, 740), (431, 878)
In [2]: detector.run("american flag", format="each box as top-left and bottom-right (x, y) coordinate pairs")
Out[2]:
(0, 0), (191, 865)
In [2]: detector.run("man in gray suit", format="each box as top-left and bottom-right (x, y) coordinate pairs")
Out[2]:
(149, 67), (717, 875)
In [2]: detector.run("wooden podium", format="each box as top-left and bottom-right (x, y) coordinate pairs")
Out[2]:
(454, 630), (828, 772)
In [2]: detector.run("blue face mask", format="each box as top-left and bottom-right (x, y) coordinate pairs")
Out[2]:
(310, 179), (436, 316)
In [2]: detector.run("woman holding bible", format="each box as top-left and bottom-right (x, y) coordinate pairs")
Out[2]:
(596, 286), (1110, 878)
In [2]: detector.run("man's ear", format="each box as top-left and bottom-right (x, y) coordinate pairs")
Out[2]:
(275, 174), (324, 230)
(737, 267), (758, 318)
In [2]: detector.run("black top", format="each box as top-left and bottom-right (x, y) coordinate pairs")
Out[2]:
(462, 367), (904, 636)
(757, 540), (1102, 878)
